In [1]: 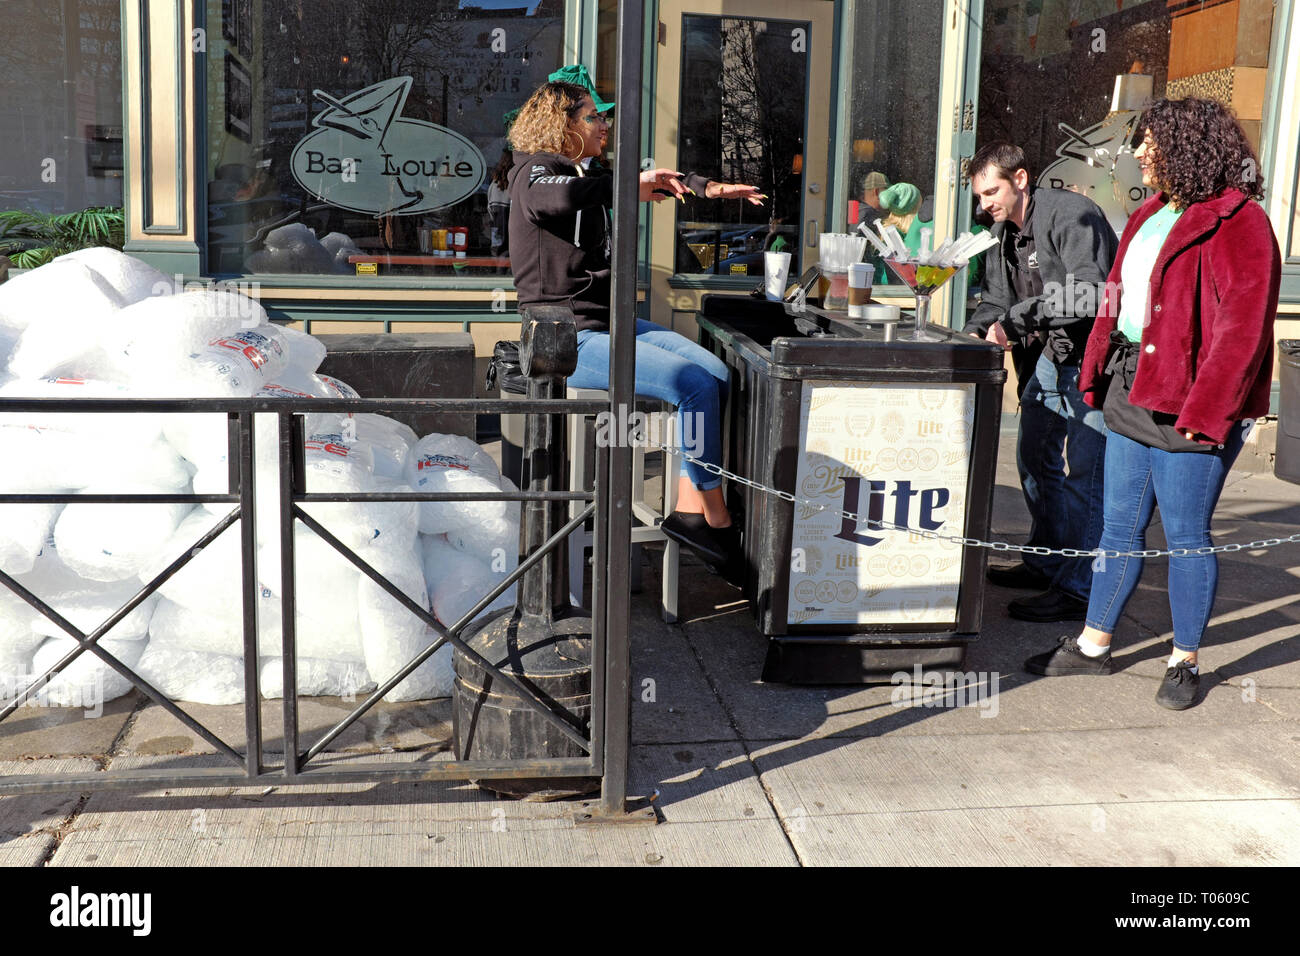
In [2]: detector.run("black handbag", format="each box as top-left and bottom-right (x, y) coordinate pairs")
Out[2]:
(1101, 331), (1214, 453)
(485, 340), (527, 395)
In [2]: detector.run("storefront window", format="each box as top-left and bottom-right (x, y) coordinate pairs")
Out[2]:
(843, 0), (943, 284)
(205, 0), (565, 279)
(0, 1), (123, 215)
(978, 0), (1276, 236)
(672, 16), (809, 277)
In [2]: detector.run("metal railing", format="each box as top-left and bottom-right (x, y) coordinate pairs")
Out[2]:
(0, 396), (631, 802)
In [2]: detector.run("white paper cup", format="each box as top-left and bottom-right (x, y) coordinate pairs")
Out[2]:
(847, 262), (873, 318)
(764, 251), (792, 301)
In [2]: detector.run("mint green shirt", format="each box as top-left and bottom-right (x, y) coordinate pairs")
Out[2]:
(1117, 203), (1184, 342)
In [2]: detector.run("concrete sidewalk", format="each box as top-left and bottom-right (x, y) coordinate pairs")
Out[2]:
(2, 424), (1298, 866)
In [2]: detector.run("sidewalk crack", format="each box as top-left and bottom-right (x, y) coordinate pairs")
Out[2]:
(37, 691), (147, 866)
(676, 618), (808, 866)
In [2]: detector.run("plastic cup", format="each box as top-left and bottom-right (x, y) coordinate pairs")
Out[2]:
(764, 251), (792, 301)
(820, 268), (849, 311)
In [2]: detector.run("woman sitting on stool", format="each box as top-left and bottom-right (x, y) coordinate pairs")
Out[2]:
(506, 80), (763, 582)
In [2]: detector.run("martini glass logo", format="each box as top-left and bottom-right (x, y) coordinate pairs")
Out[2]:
(291, 76), (487, 217)
(1039, 110), (1149, 237)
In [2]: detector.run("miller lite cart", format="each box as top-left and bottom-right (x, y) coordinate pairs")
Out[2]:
(694, 295), (1005, 683)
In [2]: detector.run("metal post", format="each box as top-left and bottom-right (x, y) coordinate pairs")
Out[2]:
(596, 0), (645, 817)
(238, 412), (262, 778)
(278, 412), (302, 777)
(518, 309), (578, 619)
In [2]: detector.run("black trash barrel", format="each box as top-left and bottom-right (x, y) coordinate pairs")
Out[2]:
(695, 294), (1006, 683)
(1275, 341), (1300, 484)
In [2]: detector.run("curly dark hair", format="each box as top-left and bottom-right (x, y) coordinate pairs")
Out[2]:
(506, 81), (590, 156)
(1142, 97), (1264, 205)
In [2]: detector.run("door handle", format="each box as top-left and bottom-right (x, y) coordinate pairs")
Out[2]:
(806, 220), (818, 246)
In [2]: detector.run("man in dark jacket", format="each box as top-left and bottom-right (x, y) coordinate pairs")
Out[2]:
(964, 142), (1118, 622)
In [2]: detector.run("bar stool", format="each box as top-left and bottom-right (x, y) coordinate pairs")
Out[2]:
(566, 386), (680, 622)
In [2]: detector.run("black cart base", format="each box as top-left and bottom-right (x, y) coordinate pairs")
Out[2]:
(761, 634), (971, 684)
(697, 295), (1006, 684)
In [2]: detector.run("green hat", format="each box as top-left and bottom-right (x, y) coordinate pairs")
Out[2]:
(879, 182), (921, 216)
(548, 64), (614, 112)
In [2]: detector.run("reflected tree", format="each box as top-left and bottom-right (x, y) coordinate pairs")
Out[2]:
(717, 20), (804, 222)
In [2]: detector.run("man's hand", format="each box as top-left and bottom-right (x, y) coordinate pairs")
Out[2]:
(985, 322), (1013, 350)
(704, 181), (765, 206)
(639, 168), (687, 203)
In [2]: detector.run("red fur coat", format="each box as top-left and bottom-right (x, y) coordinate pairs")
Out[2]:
(1078, 188), (1281, 444)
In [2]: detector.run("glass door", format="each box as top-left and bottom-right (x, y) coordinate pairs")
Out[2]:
(649, 0), (833, 331)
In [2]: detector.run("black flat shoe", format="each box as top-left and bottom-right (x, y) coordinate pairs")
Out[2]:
(660, 511), (732, 567)
(986, 561), (1051, 590)
(661, 512), (744, 586)
(1007, 588), (1088, 623)
(1155, 661), (1200, 710)
(1024, 635), (1113, 676)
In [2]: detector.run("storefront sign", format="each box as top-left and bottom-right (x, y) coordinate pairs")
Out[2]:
(787, 382), (974, 626)
(290, 77), (486, 217)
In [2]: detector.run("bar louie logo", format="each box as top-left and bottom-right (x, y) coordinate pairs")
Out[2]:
(291, 76), (486, 217)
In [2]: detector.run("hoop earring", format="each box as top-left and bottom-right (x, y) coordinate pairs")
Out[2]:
(562, 128), (585, 162)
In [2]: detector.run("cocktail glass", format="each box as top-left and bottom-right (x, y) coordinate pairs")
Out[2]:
(881, 258), (966, 343)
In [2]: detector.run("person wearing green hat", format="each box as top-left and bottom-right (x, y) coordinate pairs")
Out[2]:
(879, 182), (921, 219)
(548, 64), (614, 113)
(872, 182), (930, 282)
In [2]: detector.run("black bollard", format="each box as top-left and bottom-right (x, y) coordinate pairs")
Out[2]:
(452, 305), (597, 799)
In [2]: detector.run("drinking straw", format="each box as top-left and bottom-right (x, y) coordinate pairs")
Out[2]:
(882, 224), (909, 258)
(948, 232), (981, 261)
(859, 224), (890, 256)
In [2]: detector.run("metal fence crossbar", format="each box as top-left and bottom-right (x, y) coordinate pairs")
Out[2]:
(0, 509), (250, 764)
(291, 504), (594, 764)
(0, 395), (622, 797)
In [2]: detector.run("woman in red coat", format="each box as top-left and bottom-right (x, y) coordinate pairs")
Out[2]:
(1022, 97), (1281, 710)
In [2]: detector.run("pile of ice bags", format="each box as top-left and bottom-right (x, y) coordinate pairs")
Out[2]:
(0, 248), (518, 706)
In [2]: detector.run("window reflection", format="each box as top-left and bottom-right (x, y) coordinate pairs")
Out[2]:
(206, 0), (564, 279)
(674, 16), (807, 278)
(0, 0), (123, 216)
(845, 0), (942, 285)
(978, 0), (1275, 236)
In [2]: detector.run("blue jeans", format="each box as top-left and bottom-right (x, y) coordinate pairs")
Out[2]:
(1086, 424), (1246, 653)
(571, 319), (729, 490)
(1017, 353), (1107, 599)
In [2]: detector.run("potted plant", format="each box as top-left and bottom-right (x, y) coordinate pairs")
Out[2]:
(0, 205), (126, 269)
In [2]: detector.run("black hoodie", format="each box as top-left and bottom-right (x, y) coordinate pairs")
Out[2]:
(507, 151), (710, 333)
(508, 150), (615, 332)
